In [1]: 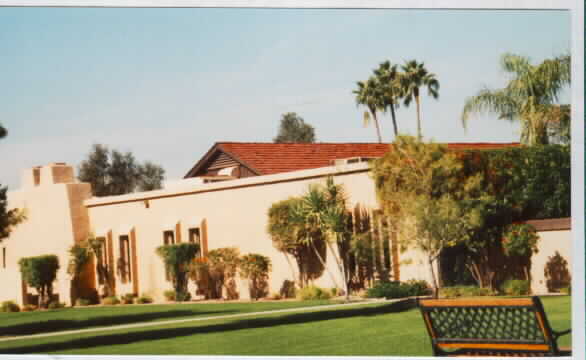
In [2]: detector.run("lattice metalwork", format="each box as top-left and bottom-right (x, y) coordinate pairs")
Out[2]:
(427, 306), (546, 343)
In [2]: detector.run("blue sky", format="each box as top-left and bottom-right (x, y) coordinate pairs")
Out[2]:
(0, 8), (570, 189)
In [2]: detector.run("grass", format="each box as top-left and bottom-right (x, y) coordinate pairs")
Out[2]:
(0, 296), (571, 356)
(0, 300), (332, 337)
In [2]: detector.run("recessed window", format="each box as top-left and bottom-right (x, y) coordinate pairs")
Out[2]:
(96, 237), (108, 285)
(188, 228), (201, 256)
(163, 230), (175, 245)
(2, 247), (5, 269)
(118, 235), (132, 283)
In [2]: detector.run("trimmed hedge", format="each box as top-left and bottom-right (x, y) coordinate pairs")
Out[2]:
(366, 280), (431, 299)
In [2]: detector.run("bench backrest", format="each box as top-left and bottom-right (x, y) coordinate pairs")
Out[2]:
(418, 297), (559, 356)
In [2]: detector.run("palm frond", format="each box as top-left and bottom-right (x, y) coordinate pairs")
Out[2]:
(461, 88), (520, 129)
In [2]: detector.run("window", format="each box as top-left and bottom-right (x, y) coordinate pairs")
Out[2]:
(2, 247), (5, 269)
(188, 228), (202, 257)
(118, 235), (132, 283)
(163, 230), (175, 245)
(96, 237), (108, 285)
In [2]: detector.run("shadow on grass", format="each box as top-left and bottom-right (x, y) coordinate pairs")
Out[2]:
(0, 300), (416, 354)
(0, 309), (236, 337)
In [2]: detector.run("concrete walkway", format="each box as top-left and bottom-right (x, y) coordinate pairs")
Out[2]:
(0, 298), (398, 343)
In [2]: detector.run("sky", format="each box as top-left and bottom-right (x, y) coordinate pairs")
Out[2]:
(0, 7), (571, 189)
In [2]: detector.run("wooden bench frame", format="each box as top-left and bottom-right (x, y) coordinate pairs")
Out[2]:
(418, 296), (571, 357)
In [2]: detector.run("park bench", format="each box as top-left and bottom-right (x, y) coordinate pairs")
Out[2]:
(418, 296), (571, 357)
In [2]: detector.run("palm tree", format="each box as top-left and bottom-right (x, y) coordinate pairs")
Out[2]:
(353, 77), (385, 143)
(400, 60), (440, 140)
(462, 53), (570, 145)
(373, 60), (401, 138)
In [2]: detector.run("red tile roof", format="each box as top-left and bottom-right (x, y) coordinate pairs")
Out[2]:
(206, 142), (520, 176)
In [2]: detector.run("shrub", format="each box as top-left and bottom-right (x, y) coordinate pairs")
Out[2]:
(439, 286), (494, 298)
(239, 253), (271, 300)
(560, 285), (571, 295)
(366, 282), (409, 299)
(101, 296), (120, 305)
(279, 280), (296, 299)
(121, 293), (137, 304)
(297, 285), (332, 300)
(1, 300), (20, 312)
(502, 279), (531, 296)
(135, 295), (154, 304)
(21, 304), (37, 312)
(48, 301), (66, 310)
(190, 247), (241, 300)
(18, 254), (60, 308)
(175, 291), (191, 302)
(268, 292), (282, 300)
(157, 243), (200, 299)
(163, 290), (176, 301)
(75, 298), (92, 306)
(404, 279), (432, 296)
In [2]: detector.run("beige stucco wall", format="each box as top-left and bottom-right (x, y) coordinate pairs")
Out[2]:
(530, 229), (572, 294)
(86, 162), (405, 301)
(0, 164), (91, 306)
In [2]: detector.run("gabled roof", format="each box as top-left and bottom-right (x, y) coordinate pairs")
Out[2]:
(184, 141), (520, 178)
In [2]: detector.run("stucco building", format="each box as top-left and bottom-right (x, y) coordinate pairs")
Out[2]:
(0, 142), (572, 305)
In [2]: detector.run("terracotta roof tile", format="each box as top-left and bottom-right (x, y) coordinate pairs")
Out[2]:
(215, 142), (520, 175)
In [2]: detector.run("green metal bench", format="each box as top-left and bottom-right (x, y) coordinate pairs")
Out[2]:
(418, 296), (571, 357)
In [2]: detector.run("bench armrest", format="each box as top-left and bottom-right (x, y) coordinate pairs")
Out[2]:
(553, 328), (571, 339)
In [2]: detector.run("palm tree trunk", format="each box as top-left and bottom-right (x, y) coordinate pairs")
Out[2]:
(283, 253), (298, 287)
(372, 111), (383, 143)
(416, 96), (422, 140)
(310, 240), (340, 290)
(390, 103), (399, 137)
(326, 239), (349, 301)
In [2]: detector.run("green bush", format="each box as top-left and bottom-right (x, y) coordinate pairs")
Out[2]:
(279, 280), (296, 299)
(163, 290), (176, 301)
(157, 243), (200, 299)
(48, 301), (66, 310)
(1, 300), (20, 312)
(121, 293), (137, 304)
(101, 296), (120, 305)
(18, 254), (60, 308)
(561, 285), (571, 295)
(135, 295), (154, 304)
(439, 286), (494, 298)
(297, 285), (332, 300)
(75, 298), (92, 307)
(175, 291), (191, 302)
(21, 304), (37, 312)
(240, 253), (271, 300)
(502, 279), (531, 296)
(366, 280), (431, 299)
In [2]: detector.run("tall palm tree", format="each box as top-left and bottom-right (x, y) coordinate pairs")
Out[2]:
(373, 60), (401, 138)
(462, 53), (570, 145)
(353, 77), (385, 143)
(400, 60), (440, 140)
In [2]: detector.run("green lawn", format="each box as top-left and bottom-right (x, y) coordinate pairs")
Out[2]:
(0, 296), (571, 356)
(0, 300), (332, 336)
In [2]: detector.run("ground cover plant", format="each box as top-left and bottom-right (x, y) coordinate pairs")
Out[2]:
(0, 300), (333, 337)
(0, 296), (570, 356)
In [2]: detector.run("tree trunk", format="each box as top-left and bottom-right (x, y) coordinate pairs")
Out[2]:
(429, 257), (439, 298)
(416, 96), (422, 140)
(311, 240), (340, 290)
(377, 215), (388, 282)
(326, 240), (349, 301)
(372, 111), (383, 143)
(390, 103), (399, 137)
(283, 253), (298, 287)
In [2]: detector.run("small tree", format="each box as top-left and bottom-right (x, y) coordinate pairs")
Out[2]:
(274, 112), (316, 143)
(19, 255), (60, 308)
(67, 240), (92, 304)
(157, 243), (199, 300)
(190, 247), (241, 300)
(502, 223), (539, 281)
(0, 185), (26, 242)
(87, 236), (114, 297)
(240, 254), (272, 300)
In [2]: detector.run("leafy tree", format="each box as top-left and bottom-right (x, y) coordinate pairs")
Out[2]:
(190, 247), (240, 300)
(462, 53), (570, 145)
(353, 77), (385, 143)
(373, 60), (401, 137)
(239, 253), (271, 300)
(0, 123), (6, 139)
(157, 243), (200, 300)
(291, 177), (352, 300)
(0, 186), (26, 242)
(274, 112), (316, 143)
(67, 240), (92, 304)
(267, 198), (325, 288)
(78, 144), (165, 196)
(399, 60), (440, 140)
(372, 136), (485, 297)
(18, 255), (60, 308)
